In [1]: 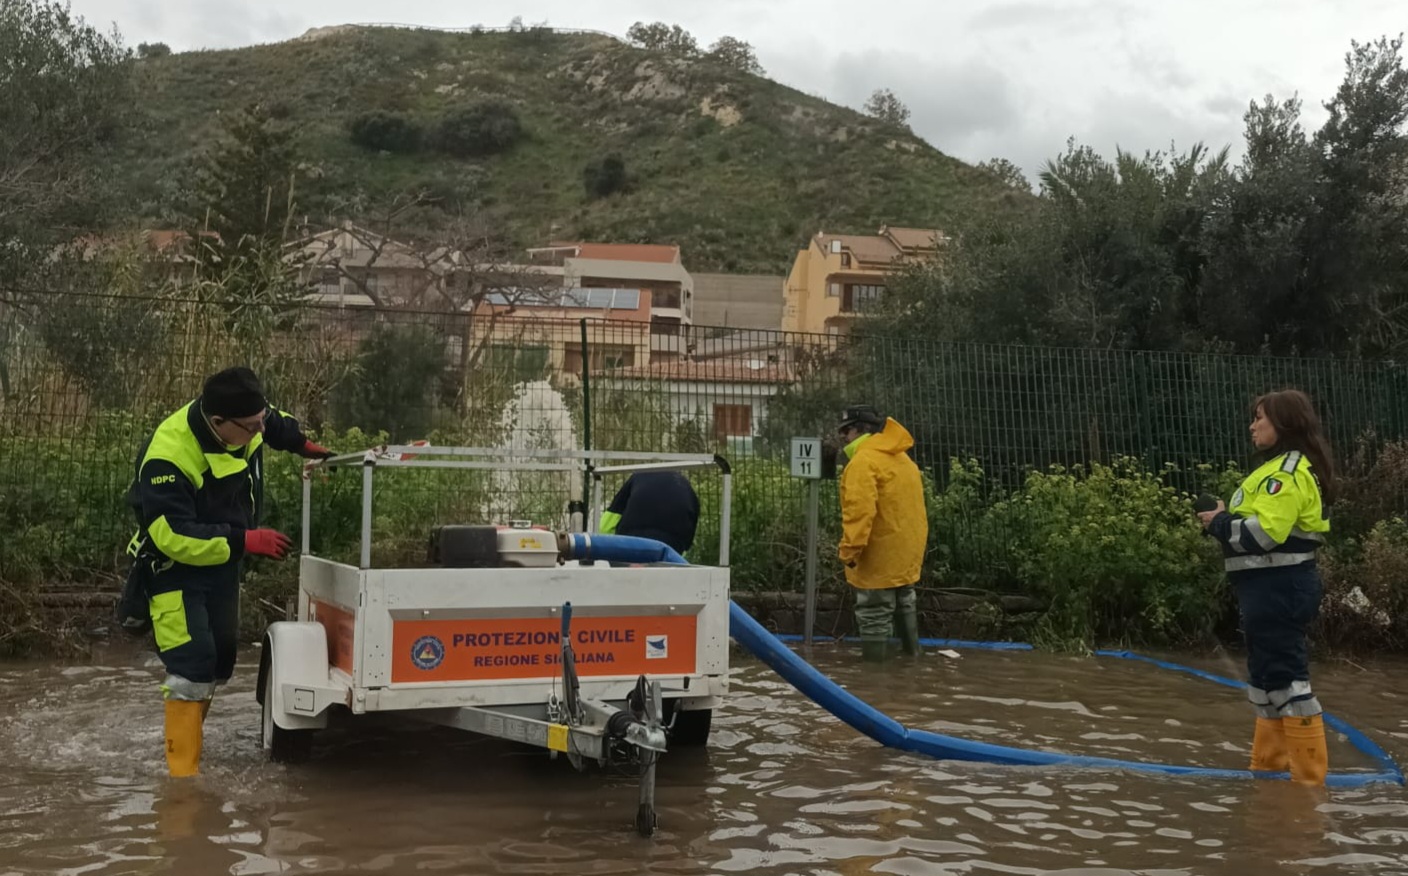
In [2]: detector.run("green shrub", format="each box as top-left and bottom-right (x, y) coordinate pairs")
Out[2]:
(687, 459), (843, 595)
(348, 110), (422, 154)
(330, 324), (447, 441)
(926, 458), (1020, 589)
(1334, 438), (1408, 543)
(922, 457), (1227, 649)
(1320, 517), (1408, 649)
(435, 100), (524, 158)
(583, 154), (628, 199)
(979, 458), (1224, 649)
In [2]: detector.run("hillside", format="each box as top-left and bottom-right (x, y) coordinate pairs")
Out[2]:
(117, 25), (1028, 274)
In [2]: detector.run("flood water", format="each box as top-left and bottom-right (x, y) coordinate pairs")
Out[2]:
(3, 639), (1408, 875)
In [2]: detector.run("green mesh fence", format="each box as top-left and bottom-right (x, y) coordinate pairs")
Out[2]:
(4, 290), (1408, 591)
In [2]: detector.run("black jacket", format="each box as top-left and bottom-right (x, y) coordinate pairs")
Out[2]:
(604, 471), (700, 554)
(126, 398), (312, 568)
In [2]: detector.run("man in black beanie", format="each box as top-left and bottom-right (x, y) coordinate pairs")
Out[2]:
(117, 366), (333, 777)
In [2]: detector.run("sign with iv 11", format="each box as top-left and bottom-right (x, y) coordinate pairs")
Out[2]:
(790, 437), (821, 479)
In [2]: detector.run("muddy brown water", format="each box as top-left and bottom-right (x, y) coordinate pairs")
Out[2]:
(2, 640), (1407, 875)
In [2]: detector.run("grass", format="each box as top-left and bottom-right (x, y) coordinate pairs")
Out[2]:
(115, 26), (1029, 273)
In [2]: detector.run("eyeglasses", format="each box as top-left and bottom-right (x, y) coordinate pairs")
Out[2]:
(221, 412), (267, 435)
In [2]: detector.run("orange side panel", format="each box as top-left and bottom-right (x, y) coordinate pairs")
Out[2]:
(309, 599), (356, 674)
(391, 615), (698, 683)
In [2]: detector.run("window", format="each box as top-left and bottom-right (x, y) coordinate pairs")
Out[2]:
(351, 271), (379, 296)
(563, 343), (636, 373)
(840, 253), (851, 268)
(713, 404), (752, 439)
(652, 287), (682, 309)
(842, 283), (886, 312)
(827, 282), (841, 298)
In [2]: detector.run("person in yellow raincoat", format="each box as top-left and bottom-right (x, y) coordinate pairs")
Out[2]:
(835, 405), (929, 661)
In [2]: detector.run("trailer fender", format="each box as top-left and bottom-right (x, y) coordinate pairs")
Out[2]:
(258, 621), (340, 731)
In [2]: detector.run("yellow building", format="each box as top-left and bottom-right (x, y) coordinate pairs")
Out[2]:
(781, 225), (944, 335)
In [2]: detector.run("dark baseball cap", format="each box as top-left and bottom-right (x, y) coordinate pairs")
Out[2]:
(837, 404), (885, 432)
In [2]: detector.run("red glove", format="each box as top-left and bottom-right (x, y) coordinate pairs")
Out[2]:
(302, 439), (333, 460)
(245, 528), (292, 560)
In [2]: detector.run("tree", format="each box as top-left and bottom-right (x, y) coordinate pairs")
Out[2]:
(867, 33), (1408, 360)
(435, 100), (524, 158)
(0, 0), (132, 295)
(864, 88), (910, 127)
(706, 36), (763, 75)
(625, 21), (699, 57)
(1196, 96), (1320, 353)
(1197, 37), (1408, 357)
(183, 102), (299, 251)
(875, 139), (1229, 351)
(136, 41), (170, 58)
(1304, 36), (1408, 356)
(332, 323), (447, 441)
(180, 102), (309, 343)
(978, 157), (1031, 192)
(298, 192), (561, 414)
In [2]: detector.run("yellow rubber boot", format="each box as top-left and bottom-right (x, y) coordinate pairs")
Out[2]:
(199, 699), (211, 723)
(1283, 715), (1329, 786)
(164, 699), (205, 778)
(1249, 716), (1290, 772)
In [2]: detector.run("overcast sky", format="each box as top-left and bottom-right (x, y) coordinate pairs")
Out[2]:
(71, 0), (1406, 182)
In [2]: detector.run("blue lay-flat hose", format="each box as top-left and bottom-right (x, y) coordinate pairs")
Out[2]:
(562, 533), (688, 566)
(730, 603), (1403, 787)
(561, 532), (1402, 786)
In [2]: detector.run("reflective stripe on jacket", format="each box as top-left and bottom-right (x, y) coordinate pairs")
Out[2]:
(1208, 450), (1328, 575)
(127, 399), (309, 568)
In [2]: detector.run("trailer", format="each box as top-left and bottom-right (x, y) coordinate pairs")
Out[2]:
(256, 445), (732, 836)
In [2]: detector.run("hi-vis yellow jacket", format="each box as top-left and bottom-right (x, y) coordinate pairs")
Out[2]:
(126, 400), (312, 569)
(1208, 450), (1329, 575)
(838, 417), (928, 589)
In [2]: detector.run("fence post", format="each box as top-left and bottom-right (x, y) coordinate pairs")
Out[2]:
(578, 318), (593, 527)
(803, 477), (819, 645)
(1136, 353), (1154, 470)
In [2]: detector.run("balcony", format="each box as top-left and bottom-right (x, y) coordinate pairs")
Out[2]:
(840, 283), (886, 314)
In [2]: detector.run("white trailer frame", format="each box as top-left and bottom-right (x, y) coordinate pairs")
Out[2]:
(257, 445), (733, 836)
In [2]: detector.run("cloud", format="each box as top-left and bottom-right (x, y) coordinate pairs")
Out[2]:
(1202, 93), (1249, 119)
(72, 0), (312, 50)
(770, 47), (1021, 148)
(967, 1), (1140, 35)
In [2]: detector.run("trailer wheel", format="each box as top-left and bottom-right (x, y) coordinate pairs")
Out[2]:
(666, 705), (711, 747)
(261, 650), (313, 764)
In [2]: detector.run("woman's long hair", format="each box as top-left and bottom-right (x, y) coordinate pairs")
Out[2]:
(1254, 389), (1337, 504)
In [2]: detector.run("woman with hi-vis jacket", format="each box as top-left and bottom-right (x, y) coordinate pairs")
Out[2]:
(1197, 389), (1334, 786)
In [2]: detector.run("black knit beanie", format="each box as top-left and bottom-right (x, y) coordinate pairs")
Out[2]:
(202, 366), (267, 418)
